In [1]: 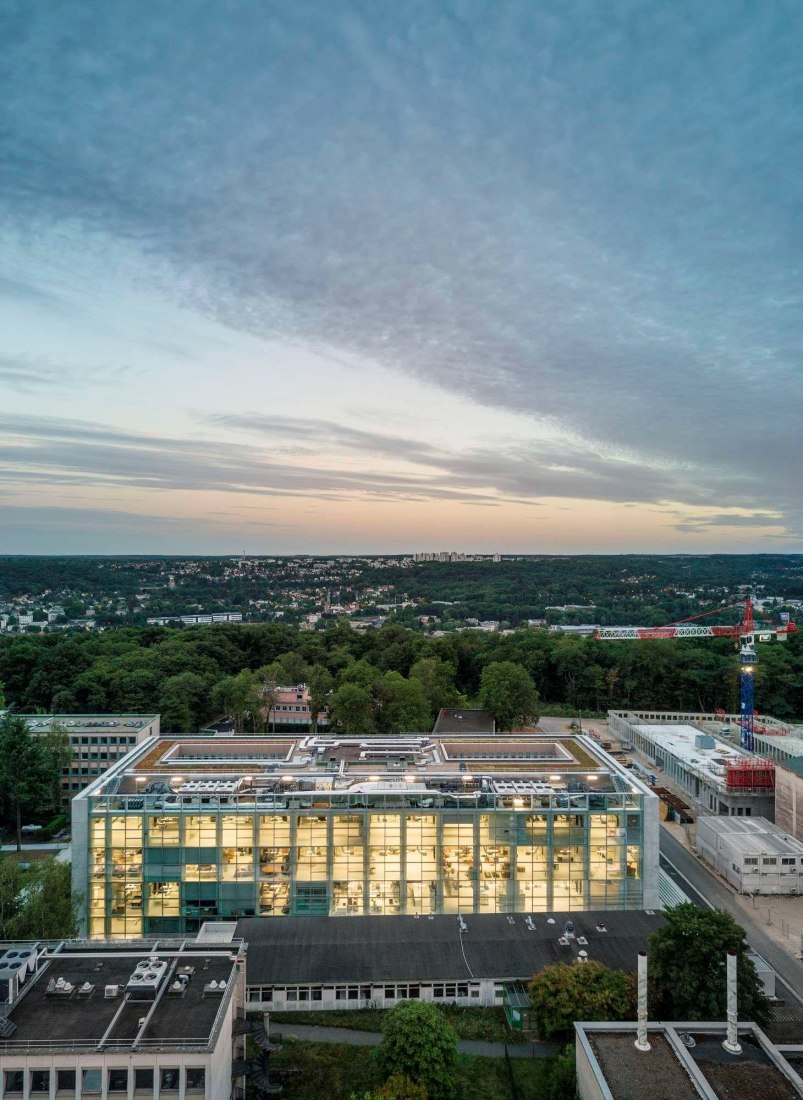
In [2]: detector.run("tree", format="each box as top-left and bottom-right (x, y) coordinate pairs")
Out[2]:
(158, 671), (209, 732)
(0, 714), (54, 850)
(351, 1079), (428, 1100)
(307, 664), (334, 732)
(409, 658), (458, 719)
(210, 670), (262, 732)
(41, 723), (71, 812)
(6, 858), (80, 940)
(649, 903), (770, 1025)
(330, 683), (374, 735)
(479, 661), (540, 730)
(375, 672), (431, 734)
(375, 1001), (457, 1100)
(528, 961), (636, 1040)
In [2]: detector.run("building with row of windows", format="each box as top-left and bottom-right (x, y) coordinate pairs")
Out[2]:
(72, 732), (659, 938)
(0, 939), (244, 1100)
(14, 714), (160, 798)
(695, 814), (803, 894)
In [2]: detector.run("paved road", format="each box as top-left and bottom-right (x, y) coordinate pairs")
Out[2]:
(659, 827), (803, 1005)
(274, 1023), (558, 1058)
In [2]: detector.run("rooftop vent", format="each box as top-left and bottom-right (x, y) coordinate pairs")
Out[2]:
(126, 958), (168, 999)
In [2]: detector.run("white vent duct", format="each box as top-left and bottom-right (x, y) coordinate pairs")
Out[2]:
(634, 951), (650, 1052)
(723, 953), (742, 1054)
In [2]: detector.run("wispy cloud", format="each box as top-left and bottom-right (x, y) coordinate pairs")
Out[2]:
(1, 3), (802, 547)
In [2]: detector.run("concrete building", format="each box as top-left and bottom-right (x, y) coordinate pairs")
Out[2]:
(0, 939), (244, 1100)
(19, 714), (160, 798)
(775, 758), (803, 843)
(608, 711), (777, 819)
(72, 732), (659, 938)
(432, 708), (496, 734)
(146, 613), (243, 627)
(575, 1021), (803, 1099)
(696, 815), (803, 894)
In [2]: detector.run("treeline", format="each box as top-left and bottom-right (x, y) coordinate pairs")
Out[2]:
(2, 620), (803, 732)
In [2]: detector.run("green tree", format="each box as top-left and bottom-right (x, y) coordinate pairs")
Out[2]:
(211, 670), (262, 732)
(479, 661), (540, 730)
(7, 859), (80, 940)
(0, 714), (53, 850)
(330, 683), (374, 735)
(376, 672), (431, 734)
(158, 671), (209, 732)
(649, 903), (770, 1025)
(528, 961), (636, 1040)
(307, 664), (334, 732)
(409, 658), (458, 719)
(42, 723), (71, 812)
(375, 1001), (457, 1100)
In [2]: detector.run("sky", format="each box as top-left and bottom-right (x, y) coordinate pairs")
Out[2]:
(1, 1), (802, 555)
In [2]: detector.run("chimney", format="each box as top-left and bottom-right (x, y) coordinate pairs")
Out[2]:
(723, 953), (742, 1054)
(634, 951), (651, 1052)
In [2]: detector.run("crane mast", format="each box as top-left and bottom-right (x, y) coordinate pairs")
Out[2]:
(595, 598), (797, 752)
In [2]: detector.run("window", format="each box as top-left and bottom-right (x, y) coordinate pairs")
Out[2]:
(782, 857), (797, 867)
(82, 1069), (102, 1095)
(744, 857), (759, 866)
(108, 1068), (128, 1093)
(56, 1068), (77, 1095)
(186, 1068), (206, 1091)
(4, 1070), (24, 1093)
(134, 1068), (154, 1092)
(160, 1067), (180, 1091)
(763, 857), (777, 867)
(30, 1070), (50, 1093)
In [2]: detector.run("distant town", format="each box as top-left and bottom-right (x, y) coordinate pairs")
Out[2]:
(1, 553), (802, 637)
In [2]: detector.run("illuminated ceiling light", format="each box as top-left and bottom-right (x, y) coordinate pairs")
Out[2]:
(281, 775), (294, 783)
(171, 776), (183, 784)
(369, 775), (380, 782)
(587, 774), (598, 781)
(550, 774), (562, 781)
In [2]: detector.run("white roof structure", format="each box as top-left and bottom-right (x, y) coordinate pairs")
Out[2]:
(631, 723), (748, 792)
(698, 815), (803, 858)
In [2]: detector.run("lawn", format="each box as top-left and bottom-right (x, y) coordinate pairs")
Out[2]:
(266, 1038), (562, 1100)
(270, 1005), (514, 1043)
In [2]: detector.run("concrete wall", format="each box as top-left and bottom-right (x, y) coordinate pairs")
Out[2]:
(775, 768), (803, 843)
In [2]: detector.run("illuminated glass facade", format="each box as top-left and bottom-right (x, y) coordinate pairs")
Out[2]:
(79, 778), (652, 938)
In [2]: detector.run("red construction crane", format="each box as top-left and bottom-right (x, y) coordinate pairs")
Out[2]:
(595, 598), (797, 751)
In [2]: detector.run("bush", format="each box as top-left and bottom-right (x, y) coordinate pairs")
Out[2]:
(375, 1002), (458, 1099)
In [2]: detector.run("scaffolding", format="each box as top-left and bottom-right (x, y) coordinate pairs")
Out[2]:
(724, 759), (775, 791)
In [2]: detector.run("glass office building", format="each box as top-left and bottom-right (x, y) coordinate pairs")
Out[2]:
(72, 735), (660, 938)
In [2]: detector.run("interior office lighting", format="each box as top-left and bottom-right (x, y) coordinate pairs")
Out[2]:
(281, 775), (294, 783)
(550, 774), (562, 781)
(170, 776), (183, 784)
(586, 775), (598, 781)
(369, 775), (380, 782)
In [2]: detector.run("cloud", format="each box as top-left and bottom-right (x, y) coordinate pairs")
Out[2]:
(1, 2), (802, 540)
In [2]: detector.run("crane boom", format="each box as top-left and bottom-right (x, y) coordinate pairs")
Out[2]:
(593, 598), (797, 752)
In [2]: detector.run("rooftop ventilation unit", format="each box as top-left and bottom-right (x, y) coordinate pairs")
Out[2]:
(126, 958), (168, 1000)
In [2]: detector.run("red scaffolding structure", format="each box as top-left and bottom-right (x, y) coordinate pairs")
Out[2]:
(724, 759), (775, 790)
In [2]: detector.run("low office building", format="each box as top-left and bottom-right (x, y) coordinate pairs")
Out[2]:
(775, 758), (803, 844)
(18, 714), (159, 798)
(575, 1021), (803, 1099)
(696, 815), (803, 894)
(608, 711), (777, 819)
(233, 909), (664, 1013)
(0, 939), (244, 1100)
(266, 684), (329, 729)
(72, 732), (659, 938)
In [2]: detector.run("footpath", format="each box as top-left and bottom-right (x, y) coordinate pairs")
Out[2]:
(274, 1023), (559, 1059)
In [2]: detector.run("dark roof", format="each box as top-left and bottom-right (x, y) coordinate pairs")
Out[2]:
(433, 708), (496, 734)
(236, 909), (664, 985)
(2, 949), (236, 1048)
(777, 756), (803, 778)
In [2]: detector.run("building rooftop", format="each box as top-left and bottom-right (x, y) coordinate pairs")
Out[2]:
(631, 723), (750, 791)
(698, 815), (803, 857)
(234, 909), (664, 985)
(80, 732), (648, 808)
(578, 1023), (803, 1100)
(0, 942), (240, 1053)
(778, 757), (803, 778)
(20, 714), (158, 735)
(433, 708), (496, 734)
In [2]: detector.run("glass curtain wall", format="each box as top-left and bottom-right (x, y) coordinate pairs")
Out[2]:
(87, 798), (644, 936)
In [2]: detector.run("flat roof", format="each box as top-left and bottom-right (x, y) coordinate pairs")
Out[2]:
(433, 708), (495, 734)
(235, 910), (664, 985)
(84, 733), (640, 802)
(698, 815), (803, 857)
(21, 714), (158, 735)
(631, 724), (749, 791)
(0, 944), (238, 1052)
